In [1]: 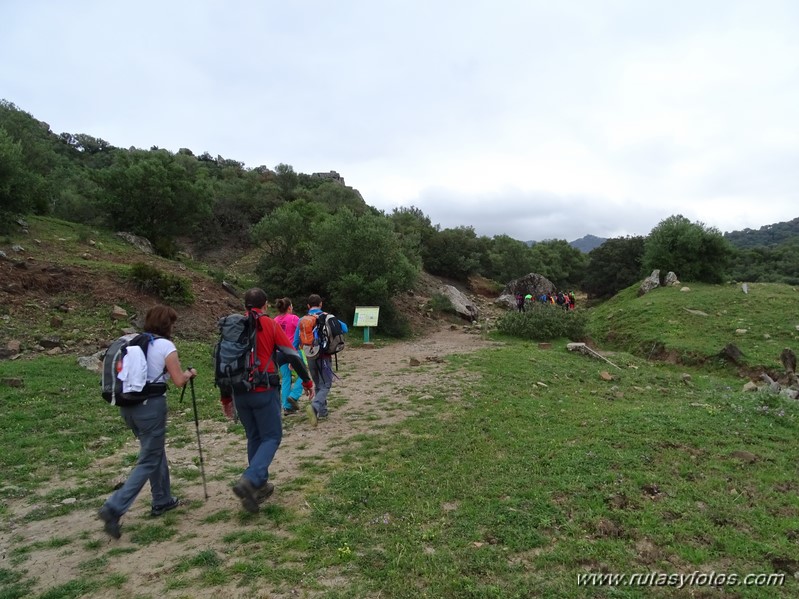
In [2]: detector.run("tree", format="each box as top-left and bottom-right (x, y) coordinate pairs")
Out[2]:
(100, 149), (211, 255)
(728, 240), (799, 285)
(252, 200), (319, 298)
(311, 209), (417, 298)
(274, 163), (299, 199)
(311, 209), (418, 335)
(528, 239), (588, 289)
(643, 215), (732, 283)
(483, 234), (537, 283)
(387, 205), (433, 270)
(0, 127), (38, 227)
(0, 100), (60, 214)
(294, 181), (367, 215)
(581, 236), (646, 299)
(422, 226), (483, 281)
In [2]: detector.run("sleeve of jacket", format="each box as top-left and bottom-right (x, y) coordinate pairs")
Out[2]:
(275, 343), (311, 383)
(338, 319), (349, 334)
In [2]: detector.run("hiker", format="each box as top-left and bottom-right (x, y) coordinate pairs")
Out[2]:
(273, 297), (305, 415)
(295, 293), (349, 426)
(231, 288), (314, 513)
(98, 305), (197, 539)
(515, 293), (524, 312)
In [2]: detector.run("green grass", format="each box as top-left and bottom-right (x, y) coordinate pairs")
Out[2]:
(587, 281), (799, 369)
(2, 347), (797, 596)
(265, 345), (797, 598)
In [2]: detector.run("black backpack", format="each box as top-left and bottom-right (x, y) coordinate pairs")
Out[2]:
(213, 311), (277, 396)
(101, 333), (167, 406)
(316, 312), (346, 355)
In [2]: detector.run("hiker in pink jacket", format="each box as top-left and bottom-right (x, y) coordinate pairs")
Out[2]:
(274, 297), (305, 415)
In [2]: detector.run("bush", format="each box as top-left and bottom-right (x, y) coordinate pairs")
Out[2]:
(497, 303), (587, 341)
(127, 263), (195, 306)
(425, 293), (455, 314)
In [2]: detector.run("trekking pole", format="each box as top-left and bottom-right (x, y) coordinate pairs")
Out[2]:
(189, 376), (209, 501)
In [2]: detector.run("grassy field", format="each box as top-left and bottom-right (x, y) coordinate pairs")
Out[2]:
(587, 282), (799, 370)
(1, 335), (798, 598)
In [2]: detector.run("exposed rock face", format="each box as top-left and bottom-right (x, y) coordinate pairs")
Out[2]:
(638, 270), (660, 296)
(496, 273), (556, 309)
(439, 284), (479, 321)
(115, 232), (154, 254)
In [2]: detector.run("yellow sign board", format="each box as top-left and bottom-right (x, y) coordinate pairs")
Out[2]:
(353, 306), (380, 327)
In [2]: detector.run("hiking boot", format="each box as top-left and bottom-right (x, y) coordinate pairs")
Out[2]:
(287, 396), (300, 411)
(232, 476), (259, 514)
(283, 408), (298, 417)
(151, 496), (181, 517)
(255, 481), (275, 505)
(98, 505), (121, 539)
(306, 404), (318, 427)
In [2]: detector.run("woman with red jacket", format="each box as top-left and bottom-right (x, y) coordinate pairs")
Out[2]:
(231, 288), (314, 513)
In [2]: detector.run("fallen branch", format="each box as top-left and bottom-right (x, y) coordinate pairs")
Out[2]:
(566, 342), (622, 370)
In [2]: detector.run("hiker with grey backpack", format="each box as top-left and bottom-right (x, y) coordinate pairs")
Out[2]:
(98, 305), (197, 539)
(214, 288), (314, 513)
(295, 294), (348, 426)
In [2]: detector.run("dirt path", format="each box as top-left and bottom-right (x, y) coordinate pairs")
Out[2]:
(3, 325), (503, 598)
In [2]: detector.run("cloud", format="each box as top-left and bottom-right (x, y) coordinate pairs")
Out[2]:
(1, 0), (798, 242)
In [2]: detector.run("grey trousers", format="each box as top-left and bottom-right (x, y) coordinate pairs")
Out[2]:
(307, 355), (333, 417)
(103, 396), (171, 516)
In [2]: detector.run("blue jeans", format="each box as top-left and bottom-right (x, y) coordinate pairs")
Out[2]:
(234, 387), (282, 487)
(279, 362), (304, 410)
(104, 396), (171, 516)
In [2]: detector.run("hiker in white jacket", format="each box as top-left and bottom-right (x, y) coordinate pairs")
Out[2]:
(98, 305), (196, 539)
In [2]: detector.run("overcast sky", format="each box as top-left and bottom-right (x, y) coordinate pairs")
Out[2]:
(2, 0), (798, 242)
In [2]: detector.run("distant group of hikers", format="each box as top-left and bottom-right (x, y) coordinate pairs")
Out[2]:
(515, 290), (576, 312)
(98, 289), (348, 539)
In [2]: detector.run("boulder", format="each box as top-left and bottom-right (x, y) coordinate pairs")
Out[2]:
(39, 337), (62, 349)
(500, 273), (556, 300)
(77, 351), (104, 372)
(111, 305), (128, 320)
(638, 270), (660, 296)
(439, 285), (479, 321)
(495, 294), (517, 310)
(115, 232), (154, 254)
(664, 271), (680, 286)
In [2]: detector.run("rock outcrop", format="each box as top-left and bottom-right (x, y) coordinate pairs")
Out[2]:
(638, 270), (660, 296)
(496, 273), (556, 309)
(439, 284), (479, 321)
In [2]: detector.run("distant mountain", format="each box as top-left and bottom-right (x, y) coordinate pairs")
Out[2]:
(724, 217), (799, 249)
(569, 234), (607, 253)
(523, 234), (607, 252)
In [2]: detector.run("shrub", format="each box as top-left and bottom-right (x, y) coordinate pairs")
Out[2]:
(426, 293), (455, 314)
(128, 263), (195, 306)
(497, 303), (587, 341)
